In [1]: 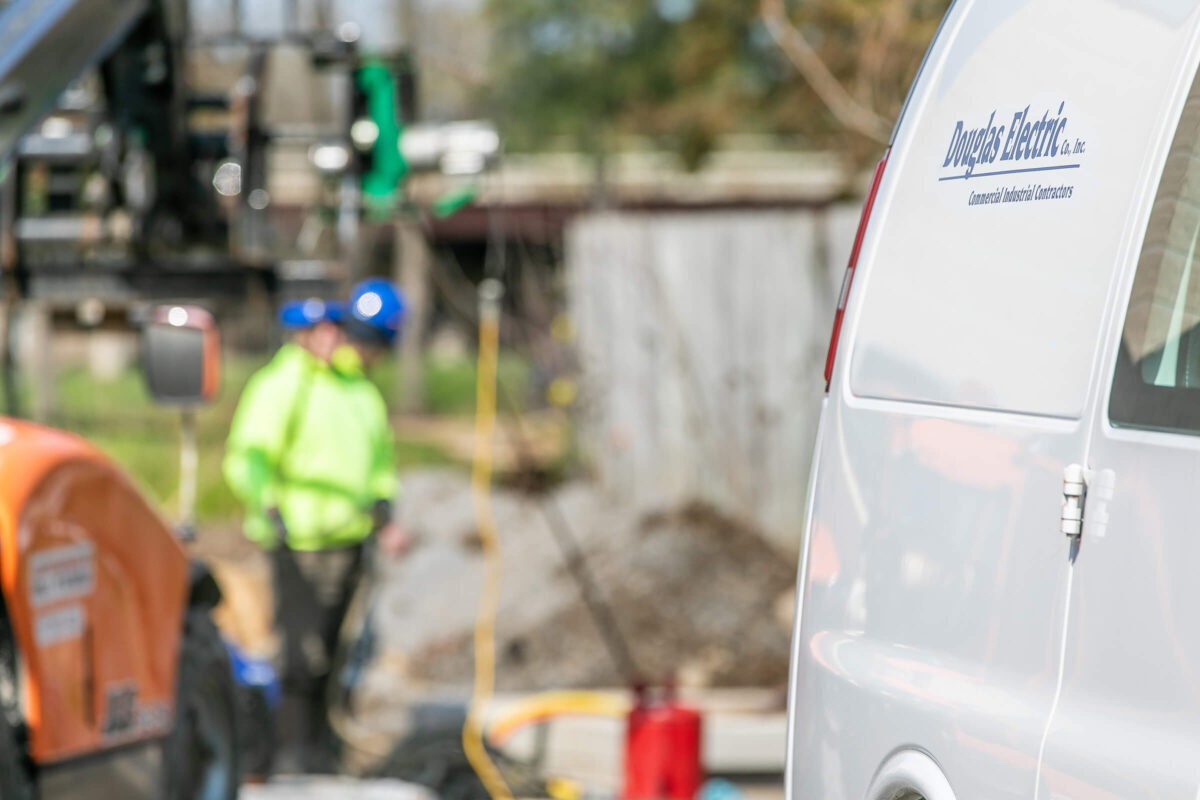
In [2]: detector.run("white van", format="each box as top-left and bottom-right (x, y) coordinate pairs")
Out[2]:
(786, 2), (1200, 798)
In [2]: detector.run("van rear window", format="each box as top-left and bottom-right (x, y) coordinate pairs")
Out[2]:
(1110, 76), (1200, 433)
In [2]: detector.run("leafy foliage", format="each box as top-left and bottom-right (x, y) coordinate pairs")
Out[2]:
(484, 0), (948, 168)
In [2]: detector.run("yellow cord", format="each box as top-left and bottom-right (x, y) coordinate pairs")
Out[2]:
(486, 690), (630, 747)
(464, 280), (514, 800)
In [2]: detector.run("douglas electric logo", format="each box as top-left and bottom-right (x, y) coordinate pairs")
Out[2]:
(940, 101), (1087, 207)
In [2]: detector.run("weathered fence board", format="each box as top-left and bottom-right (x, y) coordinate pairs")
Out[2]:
(568, 207), (860, 552)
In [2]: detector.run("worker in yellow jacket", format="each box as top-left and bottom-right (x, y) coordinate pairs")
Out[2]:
(223, 281), (408, 773)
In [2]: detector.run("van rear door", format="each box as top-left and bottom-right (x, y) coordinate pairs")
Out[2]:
(1038, 8), (1200, 797)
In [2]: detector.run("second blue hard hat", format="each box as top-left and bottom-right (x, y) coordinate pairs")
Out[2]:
(336, 279), (406, 345)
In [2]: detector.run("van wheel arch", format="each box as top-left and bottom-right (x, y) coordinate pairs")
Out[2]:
(866, 749), (956, 800)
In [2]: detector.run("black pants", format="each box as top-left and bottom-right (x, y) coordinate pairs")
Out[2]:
(271, 543), (364, 772)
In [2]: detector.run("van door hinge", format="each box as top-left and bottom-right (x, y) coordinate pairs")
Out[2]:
(1061, 464), (1087, 537)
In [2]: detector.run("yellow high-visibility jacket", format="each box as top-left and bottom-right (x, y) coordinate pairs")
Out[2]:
(223, 344), (396, 550)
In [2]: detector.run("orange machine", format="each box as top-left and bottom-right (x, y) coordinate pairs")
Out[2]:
(0, 305), (238, 800)
(0, 420), (188, 764)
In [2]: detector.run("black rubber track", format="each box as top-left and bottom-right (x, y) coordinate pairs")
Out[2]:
(0, 712), (32, 800)
(0, 617), (31, 800)
(162, 610), (239, 800)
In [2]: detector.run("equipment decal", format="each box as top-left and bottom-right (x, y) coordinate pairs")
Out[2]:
(29, 542), (95, 607)
(34, 604), (84, 647)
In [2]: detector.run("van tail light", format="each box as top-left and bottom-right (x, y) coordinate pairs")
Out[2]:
(824, 149), (890, 392)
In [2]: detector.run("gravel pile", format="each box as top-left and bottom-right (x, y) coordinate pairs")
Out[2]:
(367, 470), (796, 693)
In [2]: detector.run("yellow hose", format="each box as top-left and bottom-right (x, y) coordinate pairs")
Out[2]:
(464, 279), (514, 800)
(487, 691), (630, 747)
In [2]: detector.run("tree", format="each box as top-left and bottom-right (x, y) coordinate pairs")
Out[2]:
(483, 0), (948, 170)
(762, 0), (946, 148)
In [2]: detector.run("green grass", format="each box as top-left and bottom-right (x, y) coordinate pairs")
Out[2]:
(367, 353), (531, 415)
(42, 351), (531, 524)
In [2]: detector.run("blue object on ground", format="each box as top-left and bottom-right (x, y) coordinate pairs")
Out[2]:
(700, 779), (743, 800)
(225, 639), (282, 709)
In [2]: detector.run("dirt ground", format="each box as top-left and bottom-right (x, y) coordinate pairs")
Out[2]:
(400, 500), (797, 690)
(195, 468), (798, 698)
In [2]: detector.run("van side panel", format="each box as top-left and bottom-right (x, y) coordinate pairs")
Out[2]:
(789, 1), (1200, 798)
(848, 0), (1197, 419)
(789, 400), (1075, 800)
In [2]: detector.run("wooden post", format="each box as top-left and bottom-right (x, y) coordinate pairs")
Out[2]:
(395, 219), (430, 412)
(27, 302), (54, 423)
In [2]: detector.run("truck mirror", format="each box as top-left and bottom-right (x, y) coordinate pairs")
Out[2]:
(142, 305), (220, 406)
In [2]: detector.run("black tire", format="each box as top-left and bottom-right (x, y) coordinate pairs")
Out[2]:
(162, 610), (239, 800)
(235, 684), (275, 781)
(0, 617), (31, 800)
(0, 716), (32, 800)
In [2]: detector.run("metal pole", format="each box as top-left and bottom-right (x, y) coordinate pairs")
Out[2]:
(27, 302), (54, 423)
(395, 219), (429, 412)
(0, 159), (20, 418)
(496, 379), (643, 685)
(0, 307), (17, 417)
(402, 0), (418, 55)
(179, 408), (198, 540)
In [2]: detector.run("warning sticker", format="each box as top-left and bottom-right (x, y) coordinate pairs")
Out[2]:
(34, 604), (84, 647)
(29, 543), (95, 607)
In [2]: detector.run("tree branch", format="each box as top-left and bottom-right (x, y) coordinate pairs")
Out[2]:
(867, 0), (918, 110)
(760, 0), (891, 144)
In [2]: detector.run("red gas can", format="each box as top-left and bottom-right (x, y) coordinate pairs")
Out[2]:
(622, 690), (704, 800)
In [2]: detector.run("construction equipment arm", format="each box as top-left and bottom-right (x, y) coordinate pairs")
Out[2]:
(0, 0), (151, 161)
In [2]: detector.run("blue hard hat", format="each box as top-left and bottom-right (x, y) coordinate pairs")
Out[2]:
(337, 279), (406, 345)
(279, 298), (334, 330)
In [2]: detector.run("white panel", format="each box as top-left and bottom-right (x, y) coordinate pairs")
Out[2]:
(849, 0), (1197, 417)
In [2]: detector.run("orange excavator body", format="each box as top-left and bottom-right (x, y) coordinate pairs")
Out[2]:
(0, 418), (187, 764)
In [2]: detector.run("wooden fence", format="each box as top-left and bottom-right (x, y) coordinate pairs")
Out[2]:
(567, 207), (861, 552)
